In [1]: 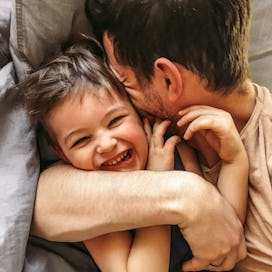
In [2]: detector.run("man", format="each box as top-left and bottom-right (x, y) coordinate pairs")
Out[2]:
(30, 1), (254, 272)
(83, 0), (271, 271)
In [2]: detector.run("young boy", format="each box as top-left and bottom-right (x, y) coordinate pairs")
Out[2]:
(20, 38), (248, 271)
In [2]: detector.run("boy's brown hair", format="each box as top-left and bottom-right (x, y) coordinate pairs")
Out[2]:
(18, 37), (126, 144)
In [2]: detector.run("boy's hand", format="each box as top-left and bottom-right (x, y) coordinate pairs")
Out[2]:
(144, 118), (180, 171)
(177, 106), (245, 163)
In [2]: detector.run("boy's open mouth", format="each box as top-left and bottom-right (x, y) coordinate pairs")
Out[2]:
(102, 149), (132, 166)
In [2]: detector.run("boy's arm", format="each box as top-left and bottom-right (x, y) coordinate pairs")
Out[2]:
(176, 140), (202, 176)
(178, 106), (249, 223)
(217, 154), (248, 223)
(127, 226), (170, 272)
(124, 119), (179, 272)
(84, 232), (132, 272)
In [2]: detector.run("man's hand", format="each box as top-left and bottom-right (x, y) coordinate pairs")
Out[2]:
(179, 180), (246, 271)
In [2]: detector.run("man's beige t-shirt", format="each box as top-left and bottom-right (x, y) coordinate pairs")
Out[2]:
(202, 84), (272, 272)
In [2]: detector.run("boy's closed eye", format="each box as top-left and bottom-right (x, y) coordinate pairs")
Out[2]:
(108, 115), (126, 127)
(69, 115), (127, 148)
(71, 136), (91, 148)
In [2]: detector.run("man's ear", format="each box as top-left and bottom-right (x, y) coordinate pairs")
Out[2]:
(154, 57), (183, 103)
(51, 145), (69, 162)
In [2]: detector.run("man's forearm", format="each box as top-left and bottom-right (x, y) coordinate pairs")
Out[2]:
(31, 164), (193, 241)
(31, 163), (200, 241)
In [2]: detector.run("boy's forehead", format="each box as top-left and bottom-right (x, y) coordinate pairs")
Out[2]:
(72, 85), (129, 105)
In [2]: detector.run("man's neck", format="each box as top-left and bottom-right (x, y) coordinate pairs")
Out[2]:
(214, 80), (256, 132)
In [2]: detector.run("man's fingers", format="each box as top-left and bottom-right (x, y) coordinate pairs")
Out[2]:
(216, 237), (247, 271)
(206, 247), (246, 272)
(182, 235), (247, 271)
(204, 257), (226, 271)
(182, 257), (209, 271)
(182, 257), (232, 272)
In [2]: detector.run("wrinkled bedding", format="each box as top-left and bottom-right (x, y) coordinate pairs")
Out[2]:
(0, 1), (39, 271)
(1, 1), (96, 271)
(249, 1), (272, 89)
(0, 0), (271, 271)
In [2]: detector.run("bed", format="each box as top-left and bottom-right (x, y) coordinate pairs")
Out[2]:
(0, 0), (271, 271)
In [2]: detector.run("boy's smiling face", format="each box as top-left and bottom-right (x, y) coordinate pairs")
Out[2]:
(48, 89), (148, 172)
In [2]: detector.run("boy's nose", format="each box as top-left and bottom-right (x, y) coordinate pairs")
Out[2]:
(96, 135), (117, 154)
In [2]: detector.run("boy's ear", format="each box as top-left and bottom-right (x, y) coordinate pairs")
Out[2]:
(51, 145), (69, 162)
(154, 57), (183, 103)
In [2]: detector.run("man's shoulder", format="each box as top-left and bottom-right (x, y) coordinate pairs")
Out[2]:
(254, 83), (272, 111)
(241, 83), (272, 144)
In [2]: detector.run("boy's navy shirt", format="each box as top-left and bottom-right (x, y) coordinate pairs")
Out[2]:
(169, 148), (193, 271)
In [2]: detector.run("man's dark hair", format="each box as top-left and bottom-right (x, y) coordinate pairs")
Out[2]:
(86, 0), (251, 93)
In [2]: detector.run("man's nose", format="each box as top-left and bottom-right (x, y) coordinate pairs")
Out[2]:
(96, 135), (117, 154)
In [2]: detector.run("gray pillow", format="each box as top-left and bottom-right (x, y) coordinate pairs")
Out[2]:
(1, 1), (92, 271)
(1, 2), (39, 271)
(249, 0), (272, 89)
(0, 1), (11, 68)
(10, 0), (93, 81)
(0, 61), (40, 271)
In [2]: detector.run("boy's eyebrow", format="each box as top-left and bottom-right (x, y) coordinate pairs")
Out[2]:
(64, 128), (86, 146)
(102, 106), (128, 121)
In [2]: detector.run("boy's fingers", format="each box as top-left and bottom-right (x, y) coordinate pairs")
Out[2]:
(152, 118), (161, 129)
(177, 106), (231, 129)
(143, 118), (152, 142)
(164, 136), (181, 152)
(151, 119), (171, 147)
(183, 115), (230, 141)
(153, 119), (171, 132)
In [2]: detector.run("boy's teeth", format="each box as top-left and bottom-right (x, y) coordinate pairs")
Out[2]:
(104, 150), (128, 166)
